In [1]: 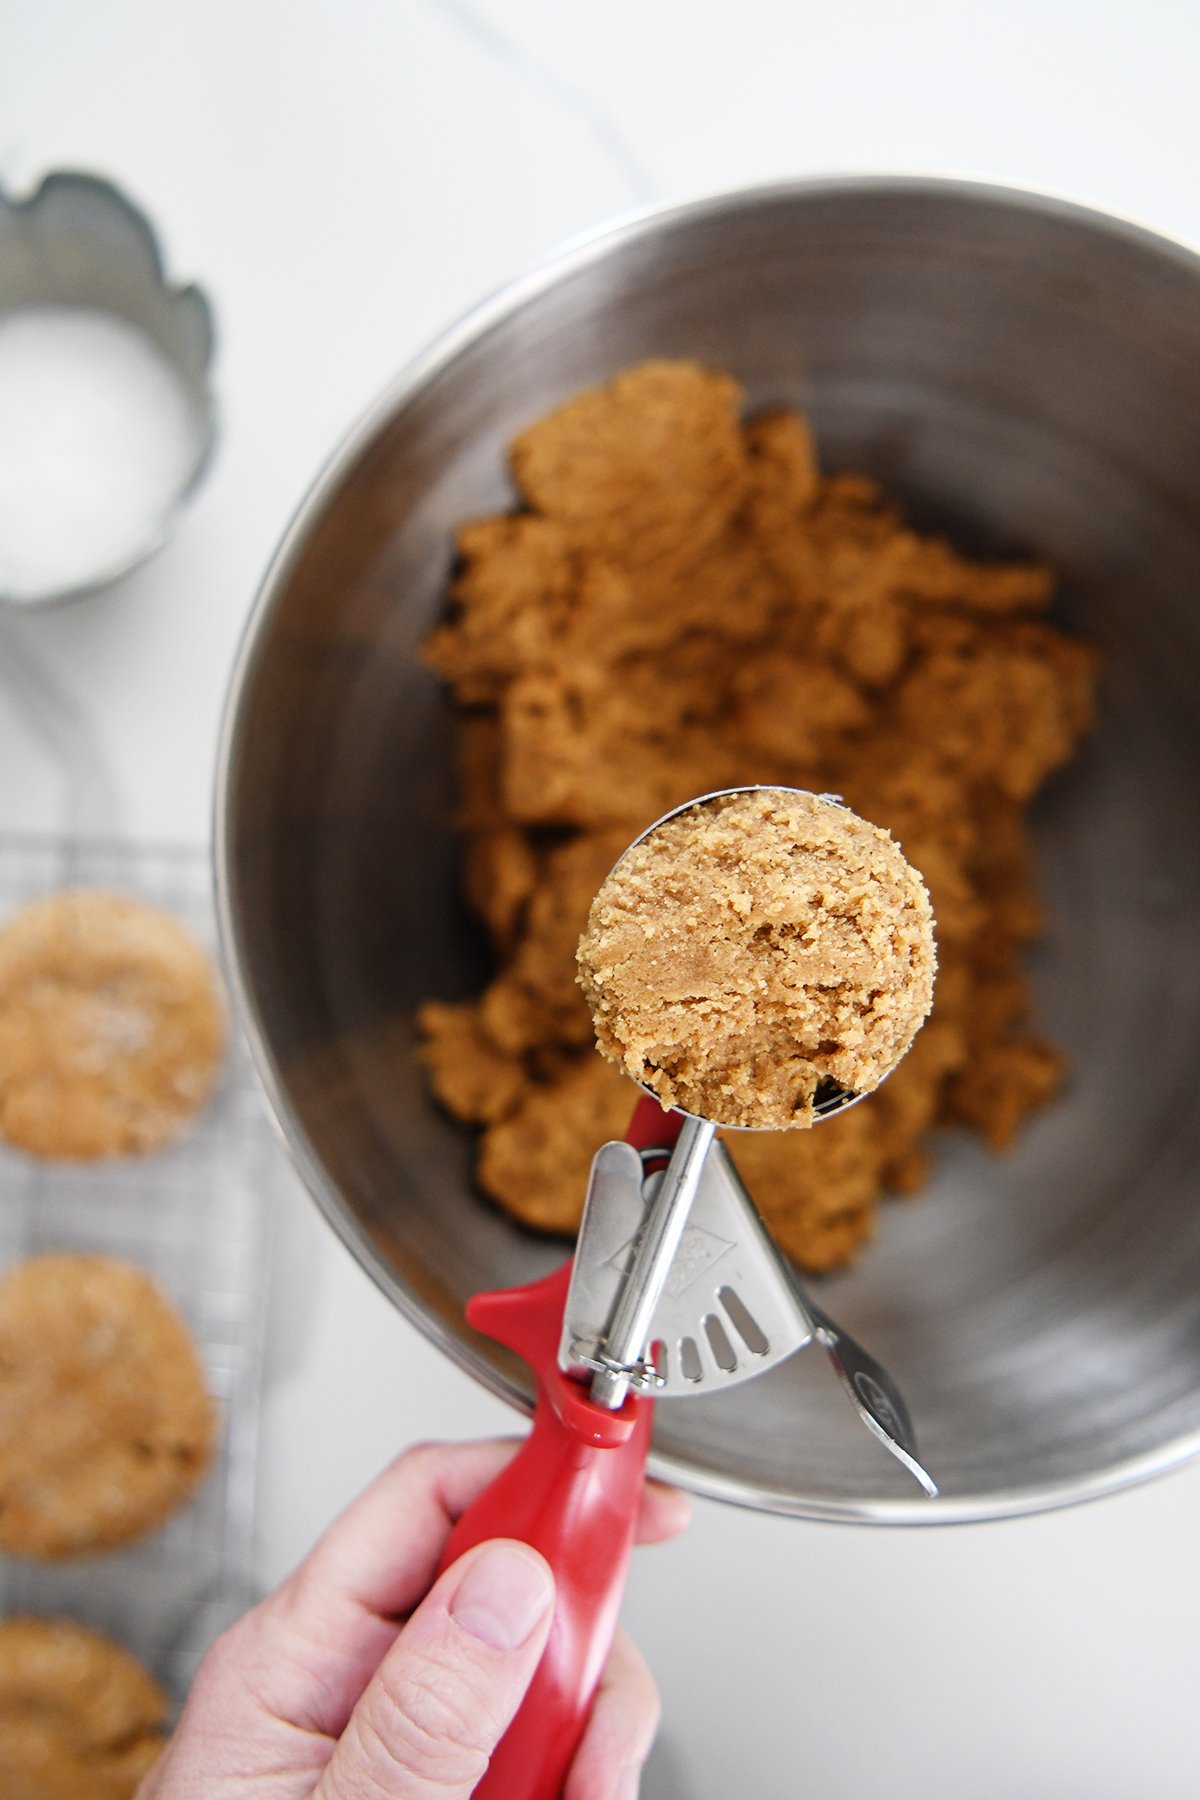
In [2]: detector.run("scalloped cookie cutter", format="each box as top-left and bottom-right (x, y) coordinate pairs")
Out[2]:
(0, 170), (216, 607)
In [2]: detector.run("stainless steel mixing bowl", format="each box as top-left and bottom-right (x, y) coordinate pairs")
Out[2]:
(217, 177), (1200, 1523)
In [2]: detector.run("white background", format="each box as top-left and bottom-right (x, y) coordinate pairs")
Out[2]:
(3, 5), (1200, 1794)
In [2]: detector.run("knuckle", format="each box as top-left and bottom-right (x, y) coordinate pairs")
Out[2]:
(643, 1676), (662, 1740)
(391, 1439), (443, 1479)
(279, 1556), (337, 1630)
(182, 1614), (273, 1723)
(192, 1615), (251, 1692)
(196, 1601), (331, 1729)
(626, 1659), (661, 1752)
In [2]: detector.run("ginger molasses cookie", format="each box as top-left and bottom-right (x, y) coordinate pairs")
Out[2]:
(0, 1616), (169, 1800)
(0, 1253), (216, 1559)
(0, 889), (225, 1159)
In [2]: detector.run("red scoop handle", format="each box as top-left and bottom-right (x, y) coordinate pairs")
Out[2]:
(437, 1096), (683, 1799)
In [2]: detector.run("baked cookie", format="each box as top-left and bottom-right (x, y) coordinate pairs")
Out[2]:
(0, 1253), (216, 1559)
(0, 889), (225, 1159)
(0, 1616), (168, 1800)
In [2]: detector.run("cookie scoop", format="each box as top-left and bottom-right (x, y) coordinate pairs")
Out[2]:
(572, 785), (936, 1416)
(418, 787), (937, 1800)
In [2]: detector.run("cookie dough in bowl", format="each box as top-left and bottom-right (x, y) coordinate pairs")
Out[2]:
(577, 788), (936, 1128)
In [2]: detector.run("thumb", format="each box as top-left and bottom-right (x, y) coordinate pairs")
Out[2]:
(315, 1539), (555, 1800)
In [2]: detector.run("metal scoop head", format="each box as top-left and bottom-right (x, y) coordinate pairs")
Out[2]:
(562, 1126), (937, 1496)
(569, 787), (937, 1495)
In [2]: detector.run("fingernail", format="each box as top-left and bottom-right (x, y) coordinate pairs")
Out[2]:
(451, 1544), (554, 1651)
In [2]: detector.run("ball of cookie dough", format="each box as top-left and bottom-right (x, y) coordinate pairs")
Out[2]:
(0, 1253), (216, 1560)
(0, 889), (225, 1159)
(576, 787), (936, 1129)
(0, 1616), (169, 1800)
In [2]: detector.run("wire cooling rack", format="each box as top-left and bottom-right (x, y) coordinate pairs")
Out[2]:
(0, 834), (285, 1698)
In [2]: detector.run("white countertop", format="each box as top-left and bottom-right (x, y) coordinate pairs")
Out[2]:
(4, 4), (1200, 1793)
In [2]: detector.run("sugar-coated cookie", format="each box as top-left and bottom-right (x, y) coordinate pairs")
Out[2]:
(0, 1616), (168, 1799)
(0, 889), (225, 1159)
(0, 1253), (215, 1559)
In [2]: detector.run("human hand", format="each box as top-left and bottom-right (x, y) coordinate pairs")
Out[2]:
(139, 1439), (689, 1800)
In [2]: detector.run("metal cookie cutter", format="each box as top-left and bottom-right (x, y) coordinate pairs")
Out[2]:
(0, 170), (216, 607)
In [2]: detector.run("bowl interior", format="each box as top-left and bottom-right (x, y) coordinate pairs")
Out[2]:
(221, 180), (1200, 1520)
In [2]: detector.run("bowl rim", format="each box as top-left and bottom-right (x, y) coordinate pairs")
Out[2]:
(214, 171), (1200, 1526)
